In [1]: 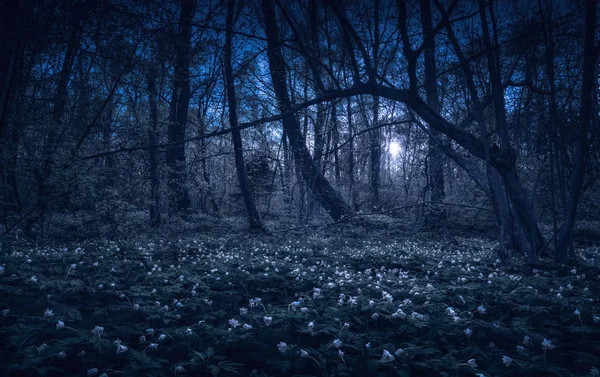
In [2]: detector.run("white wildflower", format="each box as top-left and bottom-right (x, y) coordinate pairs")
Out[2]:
(541, 338), (556, 350)
(277, 342), (287, 353)
(380, 349), (395, 363)
(91, 326), (104, 335)
(312, 288), (321, 299)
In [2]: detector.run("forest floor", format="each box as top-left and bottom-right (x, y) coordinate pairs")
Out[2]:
(0, 219), (599, 377)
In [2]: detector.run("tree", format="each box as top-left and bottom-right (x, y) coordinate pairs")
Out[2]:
(167, 0), (195, 212)
(555, 0), (597, 262)
(225, 0), (263, 229)
(323, 0), (545, 256)
(32, 6), (81, 234)
(262, 0), (353, 221)
(369, 0), (382, 208)
(146, 54), (161, 226)
(419, 0), (446, 226)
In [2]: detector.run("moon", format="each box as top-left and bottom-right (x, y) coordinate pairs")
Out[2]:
(389, 141), (401, 157)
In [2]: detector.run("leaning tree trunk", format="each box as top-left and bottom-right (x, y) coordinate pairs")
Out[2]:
(434, 0), (522, 257)
(478, 0), (544, 257)
(225, 0), (263, 229)
(262, 0), (353, 221)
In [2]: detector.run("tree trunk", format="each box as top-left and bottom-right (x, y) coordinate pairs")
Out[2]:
(370, 95), (381, 208)
(331, 102), (341, 184)
(30, 19), (79, 235)
(146, 61), (161, 226)
(538, 0), (573, 255)
(225, 0), (263, 229)
(309, 0), (325, 173)
(262, 0), (353, 221)
(369, 0), (381, 208)
(347, 98), (359, 210)
(167, 0), (194, 212)
(555, 0), (597, 262)
(419, 0), (446, 226)
(198, 114), (220, 214)
(0, 23), (25, 219)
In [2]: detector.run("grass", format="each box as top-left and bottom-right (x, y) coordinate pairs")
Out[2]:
(0, 227), (599, 377)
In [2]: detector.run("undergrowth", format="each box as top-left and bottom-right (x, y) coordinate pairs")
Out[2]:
(0, 231), (599, 377)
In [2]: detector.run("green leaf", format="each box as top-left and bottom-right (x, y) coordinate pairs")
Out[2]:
(65, 306), (82, 321)
(209, 365), (220, 377)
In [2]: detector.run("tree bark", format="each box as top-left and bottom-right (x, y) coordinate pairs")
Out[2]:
(146, 59), (161, 226)
(167, 0), (194, 212)
(555, 0), (597, 262)
(225, 0), (263, 229)
(0, 9), (26, 218)
(30, 18), (79, 235)
(262, 0), (353, 221)
(419, 0), (446, 225)
(198, 112), (220, 214)
(347, 98), (359, 210)
(369, 0), (381, 208)
(331, 101), (341, 184)
(538, 0), (573, 255)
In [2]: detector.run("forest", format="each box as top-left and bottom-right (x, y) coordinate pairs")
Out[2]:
(0, 0), (599, 376)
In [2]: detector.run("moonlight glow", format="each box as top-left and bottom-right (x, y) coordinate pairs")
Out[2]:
(389, 141), (401, 157)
